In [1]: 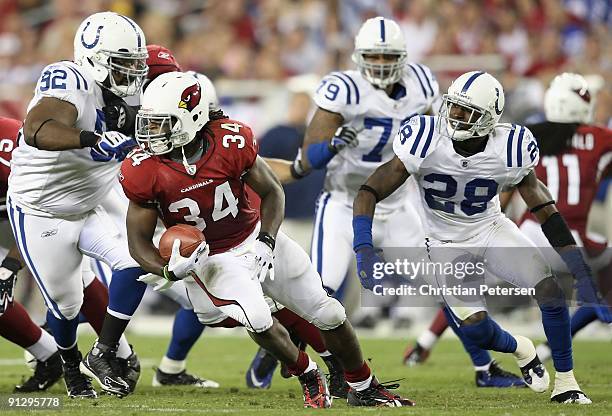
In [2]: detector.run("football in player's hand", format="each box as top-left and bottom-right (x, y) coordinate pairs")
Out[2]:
(159, 224), (205, 262)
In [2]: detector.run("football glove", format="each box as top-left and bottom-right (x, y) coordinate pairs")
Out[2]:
(103, 101), (138, 136)
(574, 277), (612, 323)
(167, 239), (210, 280)
(90, 131), (137, 162)
(355, 246), (384, 291)
(329, 126), (358, 153)
(252, 234), (275, 283)
(0, 257), (21, 316)
(138, 272), (175, 292)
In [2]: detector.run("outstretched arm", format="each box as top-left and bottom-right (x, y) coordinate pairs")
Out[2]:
(263, 157), (295, 184)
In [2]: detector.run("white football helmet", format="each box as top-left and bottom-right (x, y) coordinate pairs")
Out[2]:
(187, 71), (219, 110)
(74, 12), (148, 97)
(352, 17), (407, 88)
(438, 71), (505, 141)
(136, 72), (209, 156)
(544, 73), (592, 124)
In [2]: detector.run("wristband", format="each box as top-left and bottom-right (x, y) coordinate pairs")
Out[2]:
(306, 141), (336, 169)
(1, 256), (22, 273)
(353, 215), (374, 252)
(161, 265), (179, 282)
(290, 149), (310, 179)
(79, 130), (99, 148)
(256, 232), (276, 251)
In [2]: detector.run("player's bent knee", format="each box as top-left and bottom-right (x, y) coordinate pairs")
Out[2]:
(461, 311), (488, 326)
(534, 276), (566, 307)
(58, 301), (83, 321)
(311, 297), (346, 331)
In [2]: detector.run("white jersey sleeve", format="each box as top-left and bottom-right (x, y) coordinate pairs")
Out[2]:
(406, 63), (440, 113)
(504, 124), (540, 186)
(393, 115), (437, 174)
(313, 71), (361, 120)
(34, 61), (91, 120)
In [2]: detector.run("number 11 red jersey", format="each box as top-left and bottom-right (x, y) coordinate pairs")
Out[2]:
(120, 118), (260, 255)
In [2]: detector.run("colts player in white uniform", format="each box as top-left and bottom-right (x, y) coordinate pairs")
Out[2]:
(354, 71), (602, 404)
(294, 17), (434, 296)
(7, 12), (148, 398)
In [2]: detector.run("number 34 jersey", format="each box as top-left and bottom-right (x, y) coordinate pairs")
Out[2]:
(394, 115), (539, 242)
(119, 118), (260, 255)
(314, 64), (439, 213)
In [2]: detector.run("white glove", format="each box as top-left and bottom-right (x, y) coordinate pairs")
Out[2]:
(90, 131), (137, 162)
(138, 273), (174, 292)
(167, 239), (210, 279)
(252, 240), (274, 283)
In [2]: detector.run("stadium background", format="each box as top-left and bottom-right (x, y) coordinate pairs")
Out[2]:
(0, 0), (610, 337)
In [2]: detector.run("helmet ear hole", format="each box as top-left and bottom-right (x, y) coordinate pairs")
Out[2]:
(192, 114), (198, 122)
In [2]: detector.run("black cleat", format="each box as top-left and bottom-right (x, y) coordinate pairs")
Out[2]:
(62, 351), (97, 399)
(80, 342), (130, 397)
(14, 351), (63, 393)
(322, 355), (349, 399)
(298, 367), (331, 408)
(476, 360), (526, 388)
(153, 368), (220, 388)
(347, 377), (415, 407)
(116, 347), (140, 393)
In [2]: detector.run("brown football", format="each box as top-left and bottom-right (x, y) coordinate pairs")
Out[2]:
(159, 224), (205, 262)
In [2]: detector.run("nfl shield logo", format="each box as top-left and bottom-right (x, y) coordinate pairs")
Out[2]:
(461, 160), (469, 168)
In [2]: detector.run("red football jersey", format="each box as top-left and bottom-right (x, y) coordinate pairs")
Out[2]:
(0, 117), (22, 215)
(522, 124), (612, 248)
(120, 118), (260, 255)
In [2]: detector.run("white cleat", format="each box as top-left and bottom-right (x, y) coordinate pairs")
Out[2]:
(550, 370), (591, 404)
(514, 335), (550, 393)
(551, 390), (592, 404)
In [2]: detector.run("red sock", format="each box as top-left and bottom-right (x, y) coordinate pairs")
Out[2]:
(0, 301), (42, 348)
(286, 350), (310, 376)
(430, 308), (449, 336)
(80, 278), (109, 334)
(274, 308), (327, 353)
(344, 361), (371, 383)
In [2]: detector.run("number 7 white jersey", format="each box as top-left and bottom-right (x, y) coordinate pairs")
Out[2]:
(313, 64), (439, 212)
(393, 115), (539, 241)
(9, 61), (123, 217)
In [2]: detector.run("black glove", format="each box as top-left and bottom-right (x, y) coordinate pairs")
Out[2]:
(0, 257), (21, 315)
(102, 88), (138, 135)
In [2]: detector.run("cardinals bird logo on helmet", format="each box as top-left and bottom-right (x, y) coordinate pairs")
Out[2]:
(179, 84), (201, 111)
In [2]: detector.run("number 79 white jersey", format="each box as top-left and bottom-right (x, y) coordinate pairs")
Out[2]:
(393, 115), (539, 241)
(313, 64), (439, 212)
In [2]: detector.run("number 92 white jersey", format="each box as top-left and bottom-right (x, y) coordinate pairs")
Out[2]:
(313, 64), (439, 213)
(393, 115), (539, 242)
(9, 61), (127, 217)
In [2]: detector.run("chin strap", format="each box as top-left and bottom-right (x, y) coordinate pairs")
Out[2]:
(181, 146), (196, 175)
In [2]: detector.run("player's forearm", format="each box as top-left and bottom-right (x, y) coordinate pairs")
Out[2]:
(23, 119), (85, 151)
(354, 191), (377, 218)
(129, 240), (167, 276)
(258, 184), (285, 238)
(264, 158), (296, 184)
(300, 109), (343, 170)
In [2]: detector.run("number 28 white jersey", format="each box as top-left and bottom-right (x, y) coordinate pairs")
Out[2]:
(393, 115), (539, 242)
(9, 61), (123, 217)
(314, 64), (439, 213)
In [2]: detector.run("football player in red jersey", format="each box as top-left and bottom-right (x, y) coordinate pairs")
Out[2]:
(120, 72), (415, 408)
(519, 73), (612, 359)
(0, 117), (63, 392)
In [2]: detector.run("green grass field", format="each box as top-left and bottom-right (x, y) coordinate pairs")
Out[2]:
(1, 334), (610, 415)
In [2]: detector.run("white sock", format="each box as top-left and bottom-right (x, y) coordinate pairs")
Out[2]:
(417, 330), (439, 350)
(116, 335), (131, 359)
(347, 374), (373, 392)
(553, 370), (580, 393)
(513, 335), (536, 367)
(26, 330), (57, 362)
(319, 350), (331, 358)
(159, 356), (186, 374)
(474, 361), (492, 372)
(301, 357), (317, 375)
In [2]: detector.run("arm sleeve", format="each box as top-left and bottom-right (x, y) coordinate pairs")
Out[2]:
(507, 126), (540, 186)
(313, 72), (358, 120)
(392, 115), (434, 174)
(119, 153), (157, 205)
(34, 63), (90, 121)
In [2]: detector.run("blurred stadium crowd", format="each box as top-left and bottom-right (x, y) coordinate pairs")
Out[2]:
(1, 0), (610, 325)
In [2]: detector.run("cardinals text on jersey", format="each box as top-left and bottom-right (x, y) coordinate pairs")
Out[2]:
(120, 118), (259, 254)
(394, 115), (539, 241)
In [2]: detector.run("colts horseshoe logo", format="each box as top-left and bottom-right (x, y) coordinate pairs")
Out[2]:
(81, 21), (104, 49)
(494, 88), (503, 115)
